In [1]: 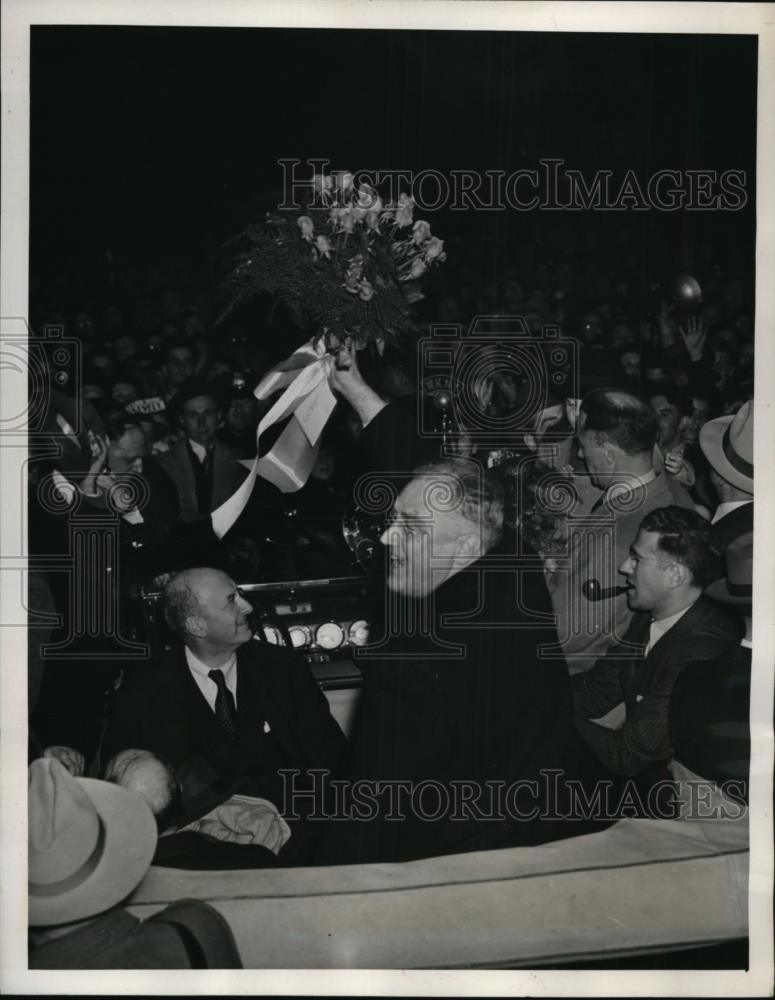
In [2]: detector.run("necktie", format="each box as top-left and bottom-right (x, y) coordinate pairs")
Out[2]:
(208, 669), (237, 735)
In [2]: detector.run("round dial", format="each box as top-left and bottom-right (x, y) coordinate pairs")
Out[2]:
(288, 624), (312, 649)
(315, 621), (345, 650)
(348, 619), (371, 647)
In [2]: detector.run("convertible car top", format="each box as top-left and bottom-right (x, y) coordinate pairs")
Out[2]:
(127, 814), (748, 969)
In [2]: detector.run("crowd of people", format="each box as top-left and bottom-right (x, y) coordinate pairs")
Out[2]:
(26, 240), (755, 967)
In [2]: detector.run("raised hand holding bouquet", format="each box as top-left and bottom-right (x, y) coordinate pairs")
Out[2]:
(212, 171), (446, 536)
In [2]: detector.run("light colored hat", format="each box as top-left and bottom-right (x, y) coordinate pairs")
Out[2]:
(699, 399), (754, 493)
(705, 530), (753, 606)
(28, 758), (157, 926)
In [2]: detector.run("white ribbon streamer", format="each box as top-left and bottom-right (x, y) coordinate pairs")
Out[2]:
(211, 337), (337, 539)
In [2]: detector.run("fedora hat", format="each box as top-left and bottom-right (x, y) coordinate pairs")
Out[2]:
(28, 758), (157, 926)
(699, 398), (754, 493)
(705, 530), (753, 606)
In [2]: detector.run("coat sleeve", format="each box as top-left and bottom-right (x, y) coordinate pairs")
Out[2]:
(573, 692), (673, 778)
(262, 645), (348, 771)
(573, 652), (690, 779)
(571, 654), (627, 720)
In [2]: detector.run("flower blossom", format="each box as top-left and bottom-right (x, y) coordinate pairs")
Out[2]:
(365, 210), (381, 232)
(412, 220), (432, 244)
(314, 235), (332, 259)
(338, 208), (356, 233)
(313, 174), (333, 199)
(409, 257), (427, 279)
(335, 171), (354, 193)
(357, 185), (382, 214)
(424, 236), (445, 261)
(297, 216), (315, 241)
(395, 193), (415, 228)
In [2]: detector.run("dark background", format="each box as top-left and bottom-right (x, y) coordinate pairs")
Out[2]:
(29, 27), (757, 300)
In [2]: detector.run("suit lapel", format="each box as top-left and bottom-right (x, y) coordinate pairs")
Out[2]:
(235, 651), (263, 739)
(173, 645), (218, 728)
(631, 598), (709, 696)
(210, 441), (225, 510)
(171, 441), (197, 517)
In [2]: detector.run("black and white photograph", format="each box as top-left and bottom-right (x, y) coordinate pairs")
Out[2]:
(1, 1), (773, 993)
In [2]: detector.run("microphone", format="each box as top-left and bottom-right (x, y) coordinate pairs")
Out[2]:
(582, 579), (629, 602)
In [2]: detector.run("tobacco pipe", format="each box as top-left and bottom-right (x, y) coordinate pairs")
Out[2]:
(582, 579), (629, 602)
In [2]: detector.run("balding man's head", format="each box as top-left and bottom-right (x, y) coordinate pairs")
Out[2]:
(579, 389), (658, 455)
(577, 389), (658, 488)
(162, 567), (254, 653)
(103, 749), (181, 833)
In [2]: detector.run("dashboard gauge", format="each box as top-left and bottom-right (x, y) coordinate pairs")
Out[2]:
(261, 624), (283, 645)
(288, 624), (312, 649)
(348, 619), (371, 647)
(315, 621), (345, 650)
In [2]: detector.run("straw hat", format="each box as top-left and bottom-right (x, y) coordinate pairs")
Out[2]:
(28, 758), (157, 926)
(699, 399), (753, 493)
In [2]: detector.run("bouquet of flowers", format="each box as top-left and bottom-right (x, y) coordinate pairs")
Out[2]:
(220, 170), (447, 353)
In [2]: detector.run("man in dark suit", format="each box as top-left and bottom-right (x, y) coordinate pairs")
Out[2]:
(102, 567), (346, 845)
(155, 377), (249, 522)
(313, 456), (605, 866)
(572, 506), (740, 790)
(669, 530), (752, 804)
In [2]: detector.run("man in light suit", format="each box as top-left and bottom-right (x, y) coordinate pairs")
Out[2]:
(102, 567), (346, 850)
(155, 376), (249, 521)
(572, 506), (740, 790)
(550, 389), (695, 674)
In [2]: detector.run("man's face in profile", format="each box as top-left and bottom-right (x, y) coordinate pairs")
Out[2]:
(380, 476), (468, 598)
(618, 529), (673, 613)
(576, 412), (609, 489)
(195, 571), (255, 649)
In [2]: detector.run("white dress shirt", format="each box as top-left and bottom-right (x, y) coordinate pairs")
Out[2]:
(185, 646), (238, 711)
(188, 438), (209, 463)
(644, 602), (694, 657)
